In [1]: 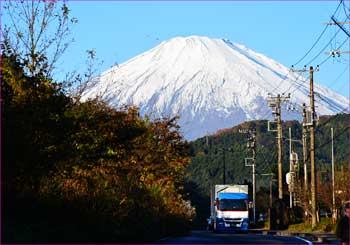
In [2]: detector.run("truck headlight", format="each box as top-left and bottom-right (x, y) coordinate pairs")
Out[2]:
(216, 217), (224, 225)
(242, 218), (249, 227)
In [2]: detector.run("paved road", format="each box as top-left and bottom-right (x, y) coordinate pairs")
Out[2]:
(157, 230), (312, 244)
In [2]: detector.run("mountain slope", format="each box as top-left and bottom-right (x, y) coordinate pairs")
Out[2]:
(186, 114), (349, 227)
(81, 36), (348, 140)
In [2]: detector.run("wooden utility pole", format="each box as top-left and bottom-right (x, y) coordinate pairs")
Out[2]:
(267, 94), (290, 200)
(277, 94), (283, 200)
(309, 66), (317, 228)
(289, 127), (293, 208)
(302, 103), (308, 192)
(267, 93), (290, 227)
(302, 103), (310, 222)
(252, 141), (256, 224)
(292, 65), (318, 227)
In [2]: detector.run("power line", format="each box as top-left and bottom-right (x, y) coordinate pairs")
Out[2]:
(305, 27), (343, 65)
(342, 0), (350, 19)
(315, 106), (350, 131)
(292, 26), (330, 67)
(284, 36), (349, 101)
(330, 16), (350, 37)
(257, 2), (345, 113)
(292, 0), (344, 67)
(315, 93), (349, 112)
(253, 1), (347, 123)
(327, 64), (350, 89)
(317, 125), (349, 149)
(283, 74), (310, 97)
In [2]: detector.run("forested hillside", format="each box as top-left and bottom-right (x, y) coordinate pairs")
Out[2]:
(186, 114), (349, 226)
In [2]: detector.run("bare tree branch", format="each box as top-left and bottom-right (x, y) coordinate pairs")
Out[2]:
(3, 0), (76, 78)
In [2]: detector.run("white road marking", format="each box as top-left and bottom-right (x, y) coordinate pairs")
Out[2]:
(294, 236), (313, 244)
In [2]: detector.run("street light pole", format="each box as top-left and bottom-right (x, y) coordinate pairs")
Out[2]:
(223, 148), (226, 185)
(331, 128), (336, 223)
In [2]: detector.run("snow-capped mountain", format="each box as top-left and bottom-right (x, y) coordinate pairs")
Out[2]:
(80, 36), (348, 140)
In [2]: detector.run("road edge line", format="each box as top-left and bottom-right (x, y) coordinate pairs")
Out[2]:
(294, 236), (313, 244)
(158, 236), (170, 242)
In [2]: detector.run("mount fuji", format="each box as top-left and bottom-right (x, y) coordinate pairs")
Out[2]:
(80, 36), (348, 140)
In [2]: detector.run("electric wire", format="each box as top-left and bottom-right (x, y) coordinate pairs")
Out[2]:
(292, 0), (344, 67)
(292, 25), (330, 67)
(257, 2), (346, 120)
(327, 63), (350, 89)
(315, 96), (349, 113)
(305, 27), (343, 65)
(281, 36), (349, 109)
(252, 1), (347, 133)
(342, 0), (350, 19)
(315, 106), (350, 132)
(317, 37), (349, 66)
(317, 125), (349, 149)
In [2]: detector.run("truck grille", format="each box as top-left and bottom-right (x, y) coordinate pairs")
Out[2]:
(223, 218), (242, 224)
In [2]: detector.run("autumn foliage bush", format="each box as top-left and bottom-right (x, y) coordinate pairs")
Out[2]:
(2, 49), (195, 243)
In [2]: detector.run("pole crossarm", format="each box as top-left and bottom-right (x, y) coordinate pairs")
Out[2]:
(330, 16), (350, 37)
(291, 65), (307, 73)
(323, 21), (350, 25)
(325, 50), (350, 57)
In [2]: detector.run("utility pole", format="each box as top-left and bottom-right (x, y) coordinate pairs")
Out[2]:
(289, 128), (293, 208)
(291, 65), (319, 227)
(267, 93), (290, 227)
(223, 148), (226, 185)
(302, 103), (308, 192)
(267, 93), (290, 200)
(252, 145), (256, 224)
(331, 128), (336, 223)
(288, 127), (301, 209)
(277, 95), (283, 200)
(309, 66), (318, 228)
(240, 128), (256, 224)
(302, 103), (310, 222)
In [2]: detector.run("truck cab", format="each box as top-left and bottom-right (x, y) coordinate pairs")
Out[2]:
(209, 185), (250, 232)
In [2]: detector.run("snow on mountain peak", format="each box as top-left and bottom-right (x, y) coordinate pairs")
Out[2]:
(80, 36), (348, 140)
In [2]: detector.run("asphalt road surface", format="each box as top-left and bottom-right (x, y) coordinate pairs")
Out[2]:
(157, 230), (312, 244)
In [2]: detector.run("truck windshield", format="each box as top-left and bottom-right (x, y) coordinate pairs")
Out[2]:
(219, 199), (247, 211)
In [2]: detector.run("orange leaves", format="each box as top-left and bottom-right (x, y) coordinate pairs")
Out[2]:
(23, 96), (194, 229)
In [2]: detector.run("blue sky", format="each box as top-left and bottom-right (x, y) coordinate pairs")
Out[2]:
(13, 1), (350, 98)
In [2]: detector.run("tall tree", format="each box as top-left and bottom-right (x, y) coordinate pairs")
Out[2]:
(3, 0), (77, 78)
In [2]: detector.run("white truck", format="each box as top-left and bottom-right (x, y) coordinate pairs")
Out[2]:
(208, 185), (250, 232)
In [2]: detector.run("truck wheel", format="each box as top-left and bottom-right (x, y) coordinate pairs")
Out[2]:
(213, 222), (217, 233)
(213, 223), (220, 233)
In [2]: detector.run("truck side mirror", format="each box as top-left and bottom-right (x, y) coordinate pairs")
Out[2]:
(215, 198), (220, 207)
(248, 201), (253, 209)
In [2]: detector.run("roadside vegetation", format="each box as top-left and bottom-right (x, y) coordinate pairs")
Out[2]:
(288, 218), (335, 233)
(2, 1), (194, 243)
